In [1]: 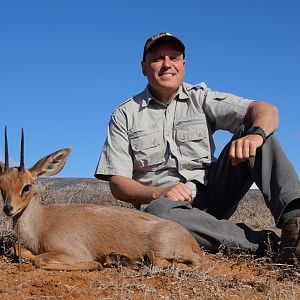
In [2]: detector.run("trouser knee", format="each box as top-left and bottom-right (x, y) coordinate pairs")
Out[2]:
(144, 198), (171, 219)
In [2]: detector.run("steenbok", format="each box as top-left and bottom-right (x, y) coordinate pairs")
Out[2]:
(0, 129), (203, 271)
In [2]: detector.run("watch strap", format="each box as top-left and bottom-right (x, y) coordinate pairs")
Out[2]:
(245, 126), (267, 143)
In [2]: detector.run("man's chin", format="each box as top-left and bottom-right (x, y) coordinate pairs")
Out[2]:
(160, 84), (181, 92)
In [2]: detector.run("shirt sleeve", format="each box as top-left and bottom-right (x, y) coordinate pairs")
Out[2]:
(203, 89), (253, 133)
(94, 108), (133, 181)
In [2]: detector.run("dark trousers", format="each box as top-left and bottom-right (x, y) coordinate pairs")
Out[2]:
(196, 124), (300, 224)
(145, 126), (300, 251)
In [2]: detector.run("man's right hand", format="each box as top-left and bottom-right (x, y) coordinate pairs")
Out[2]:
(158, 182), (193, 203)
(109, 175), (192, 205)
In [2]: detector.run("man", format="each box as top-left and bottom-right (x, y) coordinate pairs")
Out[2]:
(95, 32), (300, 262)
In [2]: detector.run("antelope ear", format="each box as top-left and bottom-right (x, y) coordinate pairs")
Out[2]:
(0, 162), (4, 175)
(29, 147), (72, 177)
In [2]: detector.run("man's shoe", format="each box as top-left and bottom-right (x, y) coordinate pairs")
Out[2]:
(279, 216), (300, 263)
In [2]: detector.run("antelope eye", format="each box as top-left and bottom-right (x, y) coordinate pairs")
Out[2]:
(21, 184), (31, 197)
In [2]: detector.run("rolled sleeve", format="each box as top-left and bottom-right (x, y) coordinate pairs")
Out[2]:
(94, 109), (133, 181)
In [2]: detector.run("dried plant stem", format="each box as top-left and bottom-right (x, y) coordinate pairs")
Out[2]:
(16, 228), (22, 270)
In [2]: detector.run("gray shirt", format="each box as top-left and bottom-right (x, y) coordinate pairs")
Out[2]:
(95, 82), (253, 197)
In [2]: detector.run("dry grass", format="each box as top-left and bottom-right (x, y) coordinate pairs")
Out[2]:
(0, 178), (299, 299)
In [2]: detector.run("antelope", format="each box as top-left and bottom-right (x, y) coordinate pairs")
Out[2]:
(0, 129), (203, 271)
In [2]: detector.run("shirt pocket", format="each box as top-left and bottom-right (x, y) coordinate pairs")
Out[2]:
(175, 118), (210, 164)
(129, 129), (165, 170)
(213, 92), (230, 100)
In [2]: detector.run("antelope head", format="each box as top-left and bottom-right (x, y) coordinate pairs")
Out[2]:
(0, 128), (71, 218)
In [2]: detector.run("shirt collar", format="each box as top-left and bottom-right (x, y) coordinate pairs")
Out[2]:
(141, 83), (189, 108)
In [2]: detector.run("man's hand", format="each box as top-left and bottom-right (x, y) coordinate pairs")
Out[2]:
(232, 100), (279, 167)
(159, 182), (193, 202)
(229, 134), (264, 166)
(109, 175), (193, 205)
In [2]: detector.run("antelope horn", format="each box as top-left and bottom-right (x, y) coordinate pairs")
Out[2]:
(4, 127), (9, 172)
(19, 128), (25, 173)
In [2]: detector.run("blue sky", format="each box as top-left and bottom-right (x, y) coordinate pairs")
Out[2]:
(0, 0), (299, 179)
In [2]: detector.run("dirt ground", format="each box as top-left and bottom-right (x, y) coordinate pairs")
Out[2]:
(0, 251), (299, 300)
(0, 179), (299, 299)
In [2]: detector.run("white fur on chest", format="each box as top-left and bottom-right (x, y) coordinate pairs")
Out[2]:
(14, 202), (43, 254)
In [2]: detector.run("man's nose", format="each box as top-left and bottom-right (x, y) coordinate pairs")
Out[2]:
(162, 56), (172, 67)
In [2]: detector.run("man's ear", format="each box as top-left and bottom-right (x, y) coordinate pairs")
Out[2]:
(141, 61), (147, 76)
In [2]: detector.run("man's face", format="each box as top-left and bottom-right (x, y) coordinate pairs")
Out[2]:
(142, 41), (185, 97)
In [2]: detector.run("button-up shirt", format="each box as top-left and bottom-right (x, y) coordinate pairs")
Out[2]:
(95, 82), (253, 197)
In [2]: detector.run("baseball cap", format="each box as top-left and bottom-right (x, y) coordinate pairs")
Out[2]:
(142, 32), (185, 61)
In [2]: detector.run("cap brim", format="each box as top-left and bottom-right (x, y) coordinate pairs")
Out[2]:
(143, 35), (185, 60)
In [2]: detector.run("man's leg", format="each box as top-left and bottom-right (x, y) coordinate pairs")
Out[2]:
(202, 125), (300, 262)
(144, 198), (273, 252)
(205, 131), (300, 224)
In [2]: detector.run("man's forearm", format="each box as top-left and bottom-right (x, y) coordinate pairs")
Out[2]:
(245, 101), (279, 136)
(109, 175), (166, 204)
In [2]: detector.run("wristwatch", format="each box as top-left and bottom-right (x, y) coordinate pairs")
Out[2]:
(244, 126), (267, 143)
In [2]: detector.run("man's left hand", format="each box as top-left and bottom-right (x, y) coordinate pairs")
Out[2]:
(229, 134), (264, 166)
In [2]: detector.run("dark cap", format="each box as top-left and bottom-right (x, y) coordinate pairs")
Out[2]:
(142, 32), (185, 61)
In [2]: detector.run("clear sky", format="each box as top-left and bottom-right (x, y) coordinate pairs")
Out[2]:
(0, 0), (299, 179)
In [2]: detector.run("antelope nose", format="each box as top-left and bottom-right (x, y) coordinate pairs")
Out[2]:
(3, 205), (13, 215)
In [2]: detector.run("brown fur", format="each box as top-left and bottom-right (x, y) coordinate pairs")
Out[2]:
(0, 148), (203, 271)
